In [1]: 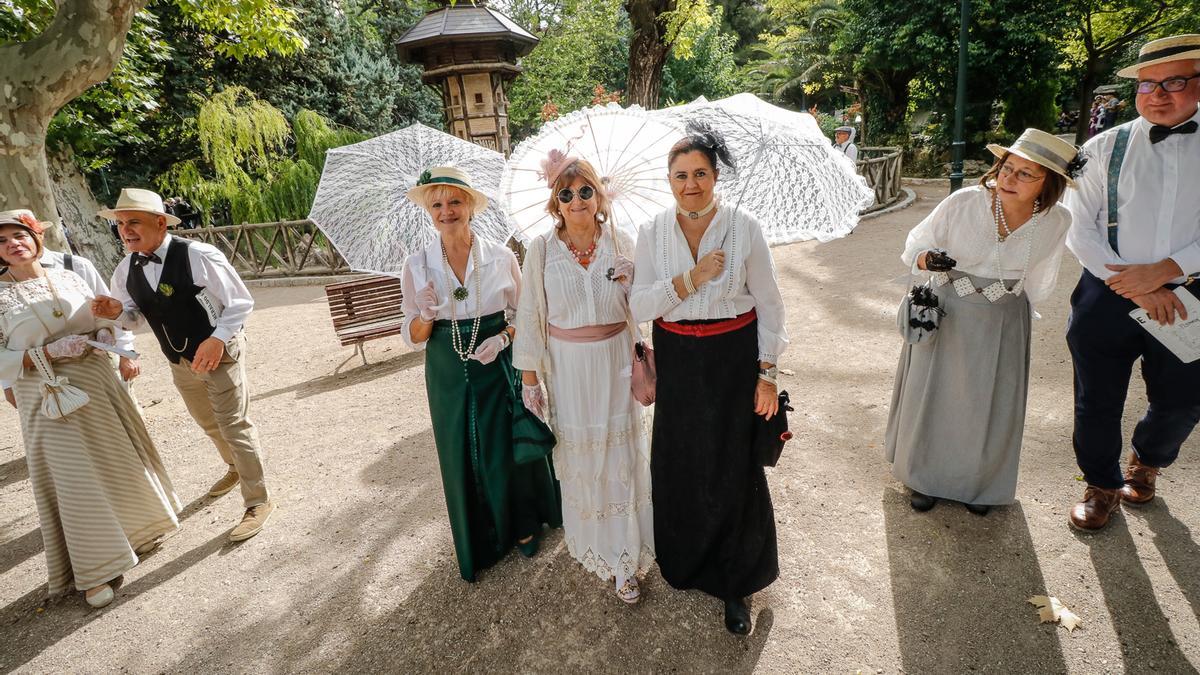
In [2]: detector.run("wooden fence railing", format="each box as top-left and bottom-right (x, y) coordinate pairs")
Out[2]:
(857, 147), (904, 213)
(180, 219), (350, 280)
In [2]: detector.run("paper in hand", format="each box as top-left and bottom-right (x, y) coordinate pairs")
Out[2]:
(1129, 287), (1200, 363)
(86, 340), (139, 360)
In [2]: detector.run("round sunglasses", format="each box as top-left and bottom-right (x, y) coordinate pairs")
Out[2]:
(557, 185), (595, 203)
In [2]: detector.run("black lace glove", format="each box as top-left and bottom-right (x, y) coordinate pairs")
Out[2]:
(925, 248), (957, 272)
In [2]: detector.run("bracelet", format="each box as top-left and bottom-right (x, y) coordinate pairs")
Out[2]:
(501, 330), (512, 348)
(683, 269), (697, 295)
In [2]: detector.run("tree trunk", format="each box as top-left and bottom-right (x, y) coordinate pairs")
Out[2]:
(625, 0), (674, 109)
(0, 0), (145, 252)
(48, 150), (122, 277)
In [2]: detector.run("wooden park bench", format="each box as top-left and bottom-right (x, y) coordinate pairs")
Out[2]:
(325, 274), (406, 366)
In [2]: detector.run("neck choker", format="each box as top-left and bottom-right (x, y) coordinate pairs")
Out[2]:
(677, 199), (717, 220)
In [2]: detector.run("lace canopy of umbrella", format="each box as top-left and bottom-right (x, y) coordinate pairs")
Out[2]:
(309, 122), (511, 277)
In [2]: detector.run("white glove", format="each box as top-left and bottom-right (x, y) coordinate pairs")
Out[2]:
(415, 281), (440, 322)
(95, 328), (116, 346)
(45, 335), (90, 360)
(469, 332), (509, 365)
(522, 383), (546, 420)
(610, 255), (634, 293)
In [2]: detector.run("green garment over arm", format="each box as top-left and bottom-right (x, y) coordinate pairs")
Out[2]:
(425, 312), (561, 582)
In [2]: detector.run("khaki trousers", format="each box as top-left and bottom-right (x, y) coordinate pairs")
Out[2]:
(169, 333), (269, 508)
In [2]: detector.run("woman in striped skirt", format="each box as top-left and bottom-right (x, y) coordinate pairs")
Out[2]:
(0, 210), (180, 608)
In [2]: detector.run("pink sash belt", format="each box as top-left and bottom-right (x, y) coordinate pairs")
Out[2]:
(547, 322), (625, 343)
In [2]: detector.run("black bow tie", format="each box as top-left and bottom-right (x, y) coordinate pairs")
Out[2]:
(132, 252), (162, 268)
(1149, 120), (1197, 144)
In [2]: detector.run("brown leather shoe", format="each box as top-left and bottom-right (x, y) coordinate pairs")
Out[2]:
(1119, 453), (1160, 505)
(1069, 486), (1121, 531)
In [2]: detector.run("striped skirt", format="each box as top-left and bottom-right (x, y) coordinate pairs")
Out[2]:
(13, 350), (180, 595)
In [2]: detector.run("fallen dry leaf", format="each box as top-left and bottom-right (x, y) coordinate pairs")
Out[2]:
(1028, 595), (1082, 632)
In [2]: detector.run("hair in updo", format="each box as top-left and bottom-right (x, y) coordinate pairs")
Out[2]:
(667, 120), (737, 174)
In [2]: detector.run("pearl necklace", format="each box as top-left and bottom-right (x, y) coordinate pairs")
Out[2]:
(991, 194), (1041, 296)
(441, 236), (482, 362)
(677, 198), (717, 220)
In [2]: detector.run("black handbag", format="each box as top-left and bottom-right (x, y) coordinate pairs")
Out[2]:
(753, 390), (794, 467)
(506, 360), (556, 465)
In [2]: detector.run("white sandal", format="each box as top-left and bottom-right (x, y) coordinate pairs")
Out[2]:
(616, 577), (640, 604)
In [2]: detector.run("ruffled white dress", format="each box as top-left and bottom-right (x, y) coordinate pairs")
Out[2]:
(514, 229), (654, 590)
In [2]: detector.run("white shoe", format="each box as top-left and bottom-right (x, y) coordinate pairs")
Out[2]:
(616, 577), (641, 604)
(85, 584), (114, 608)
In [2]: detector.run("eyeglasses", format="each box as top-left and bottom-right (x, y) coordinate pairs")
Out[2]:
(999, 164), (1045, 183)
(1136, 74), (1200, 94)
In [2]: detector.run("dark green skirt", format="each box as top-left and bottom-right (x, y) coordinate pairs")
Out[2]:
(426, 311), (561, 582)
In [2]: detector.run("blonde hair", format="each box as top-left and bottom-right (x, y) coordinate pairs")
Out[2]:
(413, 184), (477, 218)
(545, 159), (613, 228)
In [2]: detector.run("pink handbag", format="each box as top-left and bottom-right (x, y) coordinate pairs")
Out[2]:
(631, 339), (656, 406)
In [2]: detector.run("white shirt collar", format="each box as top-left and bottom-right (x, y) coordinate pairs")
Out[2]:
(1135, 105), (1200, 134)
(154, 233), (174, 261)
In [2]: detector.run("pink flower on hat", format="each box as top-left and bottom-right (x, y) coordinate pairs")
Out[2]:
(17, 212), (43, 235)
(539, 149), (579, 188)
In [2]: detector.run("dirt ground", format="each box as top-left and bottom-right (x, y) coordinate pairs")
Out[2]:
(2, 183), (1198, 674)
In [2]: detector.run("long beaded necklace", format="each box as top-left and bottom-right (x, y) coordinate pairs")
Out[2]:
(991, 193), (1041, 297)
(564, 228), (599, 267)
(440, 235), (483, 362)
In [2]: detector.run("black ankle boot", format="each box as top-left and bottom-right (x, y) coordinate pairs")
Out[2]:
(965, 503), (990, 516)
(910, 491), (937, 512)
(724, 596), (751, 635)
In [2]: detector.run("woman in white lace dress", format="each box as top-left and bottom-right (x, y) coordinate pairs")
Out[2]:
(0, 210), (179, 609)
(513, 154), (654, 604)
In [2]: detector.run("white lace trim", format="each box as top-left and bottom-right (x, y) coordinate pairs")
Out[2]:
(0, 269), (87, 316)
(565, 539), (656, 585)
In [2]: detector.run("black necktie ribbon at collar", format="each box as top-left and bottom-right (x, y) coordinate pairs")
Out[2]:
(1149, 120), (1198, 144)
(132, 252), (163, 268)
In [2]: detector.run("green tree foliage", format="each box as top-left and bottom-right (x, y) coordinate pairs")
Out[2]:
(661, 6), (743, 104)
(506, 0), (630, 139)
(157, 88), (363, 225)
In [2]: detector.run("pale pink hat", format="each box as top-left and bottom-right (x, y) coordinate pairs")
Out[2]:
(539, 149), (579, 188)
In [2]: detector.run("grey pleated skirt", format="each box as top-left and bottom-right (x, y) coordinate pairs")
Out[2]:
(884, 274), (1032, 505)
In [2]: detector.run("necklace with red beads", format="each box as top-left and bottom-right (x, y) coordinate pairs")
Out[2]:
(564, 230), (599, 268)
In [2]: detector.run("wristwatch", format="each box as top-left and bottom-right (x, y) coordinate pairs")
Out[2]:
(758, 366), (778, 379)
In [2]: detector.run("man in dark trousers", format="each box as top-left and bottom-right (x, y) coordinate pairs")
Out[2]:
(1064, 34), (1200, 530)
(92, 188), (275, 541)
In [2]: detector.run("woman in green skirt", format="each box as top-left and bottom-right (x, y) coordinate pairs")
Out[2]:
(400, 166), (561, 582)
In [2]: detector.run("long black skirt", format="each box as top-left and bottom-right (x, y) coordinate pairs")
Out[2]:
(650, 317), (778, 600)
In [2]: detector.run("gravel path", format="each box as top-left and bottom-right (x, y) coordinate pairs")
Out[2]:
(1, 184), (1197, 673)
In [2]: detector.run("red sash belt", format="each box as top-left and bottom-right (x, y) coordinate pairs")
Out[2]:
(655, 309), (757, 337)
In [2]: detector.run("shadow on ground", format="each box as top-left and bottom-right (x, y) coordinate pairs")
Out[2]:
(251, 350), (424, 402)
(884, 489), (1067, 672)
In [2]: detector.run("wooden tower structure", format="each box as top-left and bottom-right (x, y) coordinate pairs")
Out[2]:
(397, 1), (538, 156)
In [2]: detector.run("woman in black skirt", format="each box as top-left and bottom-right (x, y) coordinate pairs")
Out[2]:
(629, 125), (789, 634)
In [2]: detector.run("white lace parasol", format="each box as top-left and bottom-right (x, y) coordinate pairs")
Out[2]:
(309, 123), (512, 277)
(654, 94), (873, 244)
(500, 103), (684, 244)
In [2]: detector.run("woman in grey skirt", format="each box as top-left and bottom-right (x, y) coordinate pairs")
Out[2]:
(885, 128), (1085, 515)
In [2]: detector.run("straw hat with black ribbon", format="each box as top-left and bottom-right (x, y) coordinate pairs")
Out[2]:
(986, 128), (1087, 188)
(405, 166), (490, 214)
(97, 188), (181, 227)
(1116, 34), (1200, 79)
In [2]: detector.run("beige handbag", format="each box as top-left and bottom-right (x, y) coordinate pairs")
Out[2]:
(27, 346), (90, 419)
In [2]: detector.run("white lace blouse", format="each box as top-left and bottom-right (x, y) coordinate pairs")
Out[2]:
(901, 185), (1072, 308)
(0, 269), (105, 383)
(512, 227), (635, 374)
(629, 204), (789, 363)
(400, 235), (521, 351)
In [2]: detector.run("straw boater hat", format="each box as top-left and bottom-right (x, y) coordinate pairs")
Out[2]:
(986, 128), (1085, 188)
(405, 166), (489, 213)
(98, 188), (181, 227)
(1116, 34), (1200, 79)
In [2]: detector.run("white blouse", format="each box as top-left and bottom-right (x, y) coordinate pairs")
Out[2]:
(630, 204), (788, 363)
(0, 269), (109, 383)
(901, 185), (1072, 308)
(400, 235), (521, 351)
(512, 227), (635, 374)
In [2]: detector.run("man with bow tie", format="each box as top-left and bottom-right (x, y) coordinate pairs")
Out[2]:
(91, 188), (274, 541)
(1064, 34), (1200, 530)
